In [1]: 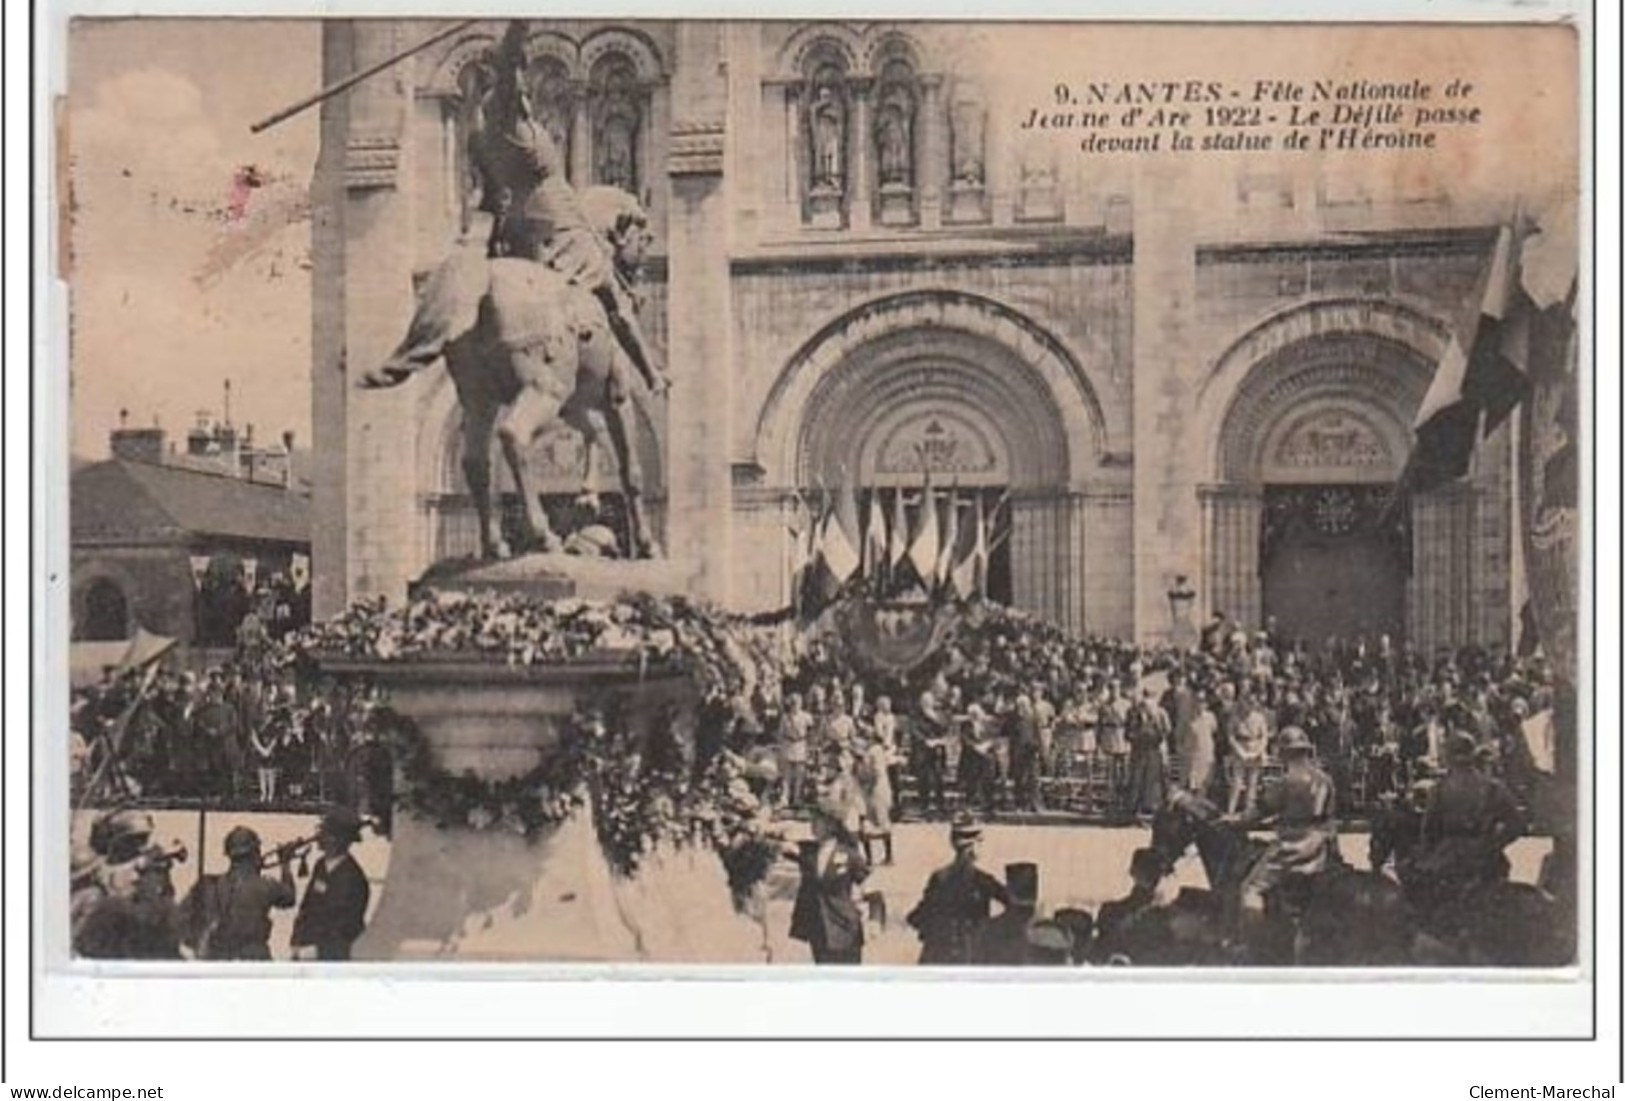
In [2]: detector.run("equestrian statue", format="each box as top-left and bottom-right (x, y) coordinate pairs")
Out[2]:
(360, 20), (669, 561)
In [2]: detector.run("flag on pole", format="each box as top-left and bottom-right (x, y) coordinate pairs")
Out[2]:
(819, 475), (861, 590)
(889, 485), (909, 572)
(786, 496), (812, 613)
(908, 473), (941, 589)
(953, 492), (990, 598)
(862, 490), (889, 582)
(1400, 216), (1535, 494)
(935, 483), (962, 595)
(188, 555), (211, 588)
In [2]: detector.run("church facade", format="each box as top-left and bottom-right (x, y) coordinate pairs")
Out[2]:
(311, 20), (1517, 650)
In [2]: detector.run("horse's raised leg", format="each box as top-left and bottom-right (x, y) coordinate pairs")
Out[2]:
(495, 382), (566, 553)
(459, 399), (509, 560)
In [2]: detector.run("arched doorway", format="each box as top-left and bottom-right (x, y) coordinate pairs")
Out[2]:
(1204, 330), (1430, 650)
(79, 578), (130, 642)
(754, 291), (1116, 630)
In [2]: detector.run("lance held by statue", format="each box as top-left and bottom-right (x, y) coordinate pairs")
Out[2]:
(361, 20), (668, 561)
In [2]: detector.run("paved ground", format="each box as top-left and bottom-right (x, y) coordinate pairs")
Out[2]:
(74, 810), (1552, 965)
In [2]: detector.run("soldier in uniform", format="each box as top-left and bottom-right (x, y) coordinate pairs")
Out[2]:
(371, 20), (667, 401)
(905, 816), (1012, 965)
(180, 826), (297, 961)
(72, 809), (183, 960)
(1411, 732), (1527, 931)
(290, 808), (371, 961)
(1233, 726), (1337, 949)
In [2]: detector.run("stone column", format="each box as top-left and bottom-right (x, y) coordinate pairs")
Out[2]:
(568, 82), (591, 187)
(1200, 485), (1263, 633)
(849, 78), (873, 233)
(664, 23), (733, 603)
(919, 75), (945, 230)
(310, 22), (353, 620)
(316, 21), (425, 617)
(1130, 162), (1203, 642)
(1079, 488), (1134, 637)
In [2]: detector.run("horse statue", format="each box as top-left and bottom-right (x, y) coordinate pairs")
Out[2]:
(1148, 789), (1416, 966)
(361, 185), (661, 562)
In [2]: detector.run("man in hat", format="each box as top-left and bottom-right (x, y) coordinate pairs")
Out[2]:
(1233, 726), (1336, 950)
(1092, 847), (1166, 963)
(290, 807), (371, 961)
(73, 809), (183, 959)
(788, 826), (870, 965)
(971, 862), (1042, 965)
(905, 816), (1012, 965)
(181, 826), (297, 960)
(1411, 732), (1526, 928)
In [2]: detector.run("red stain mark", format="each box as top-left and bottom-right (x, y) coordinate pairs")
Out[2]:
(227, 164), (267, 224)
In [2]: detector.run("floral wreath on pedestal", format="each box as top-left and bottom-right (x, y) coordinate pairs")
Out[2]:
(299, 591), (783, 897)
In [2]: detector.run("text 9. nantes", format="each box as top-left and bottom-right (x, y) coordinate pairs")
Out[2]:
(1024, 77), (1483, 155)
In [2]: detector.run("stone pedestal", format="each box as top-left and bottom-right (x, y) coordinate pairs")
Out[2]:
(324, 656), (766, 963)
(807, 187), (844, 228)
(413, 552), (698, 603)
(946, 181), (987, 224)
(877, 183), (915, 227)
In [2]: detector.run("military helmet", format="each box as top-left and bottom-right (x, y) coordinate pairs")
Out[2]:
(1277, 726), (1315, 756)
(89, 808), (154, 859)
(223, 826), (262, 860)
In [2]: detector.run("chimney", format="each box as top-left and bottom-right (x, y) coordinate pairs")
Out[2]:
(281, 430), (296, 490)
(110, 414), (166, 464)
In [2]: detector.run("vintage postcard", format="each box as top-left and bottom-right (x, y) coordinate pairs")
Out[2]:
(41, 5), (1594, 1038)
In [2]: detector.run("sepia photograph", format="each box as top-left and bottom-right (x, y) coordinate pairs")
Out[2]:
(47, 9), (1591, 998)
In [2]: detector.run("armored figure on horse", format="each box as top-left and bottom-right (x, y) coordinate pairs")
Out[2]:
(362, 20), (669, 561)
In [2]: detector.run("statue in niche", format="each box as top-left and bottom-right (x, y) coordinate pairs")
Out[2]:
(949, 95), (986, 187)
(875, 62), (916, 189)
(592, 58), (642, 194)
(809, 82), (846, 193)
(876, 100), (913, 188)
(596, 111), (638, 193)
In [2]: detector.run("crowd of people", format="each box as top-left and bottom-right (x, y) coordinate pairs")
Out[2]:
(70, 647), (393, 821)
(68, 587), (1567, 965)
(713, 606), (1561, 847)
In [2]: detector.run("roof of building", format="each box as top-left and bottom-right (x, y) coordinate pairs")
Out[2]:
(71, 458), (311, 546)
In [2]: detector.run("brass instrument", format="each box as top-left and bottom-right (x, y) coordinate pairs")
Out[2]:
(258, 818), (377, 878)
(142, 842), (189, 871)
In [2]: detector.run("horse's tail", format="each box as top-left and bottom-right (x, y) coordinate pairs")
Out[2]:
(360, 246), (491, 389)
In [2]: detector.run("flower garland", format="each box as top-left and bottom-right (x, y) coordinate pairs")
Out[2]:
(315, 590), (782, 891)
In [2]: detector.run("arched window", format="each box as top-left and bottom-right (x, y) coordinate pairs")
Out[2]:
(946, 80), (989, 223)
(874, 59), (917, 191)
(801, 57), (850, 228)
(590, 55), (644, 195)
(526, 56), (578, 183)
(80, 579), (129, 642)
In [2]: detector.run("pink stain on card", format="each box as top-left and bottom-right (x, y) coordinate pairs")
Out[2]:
(227, 164), (266, 224)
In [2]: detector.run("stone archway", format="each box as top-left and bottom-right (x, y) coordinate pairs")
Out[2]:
(1200, 307), (1506, 651)
(752, 291), (1112, 630)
